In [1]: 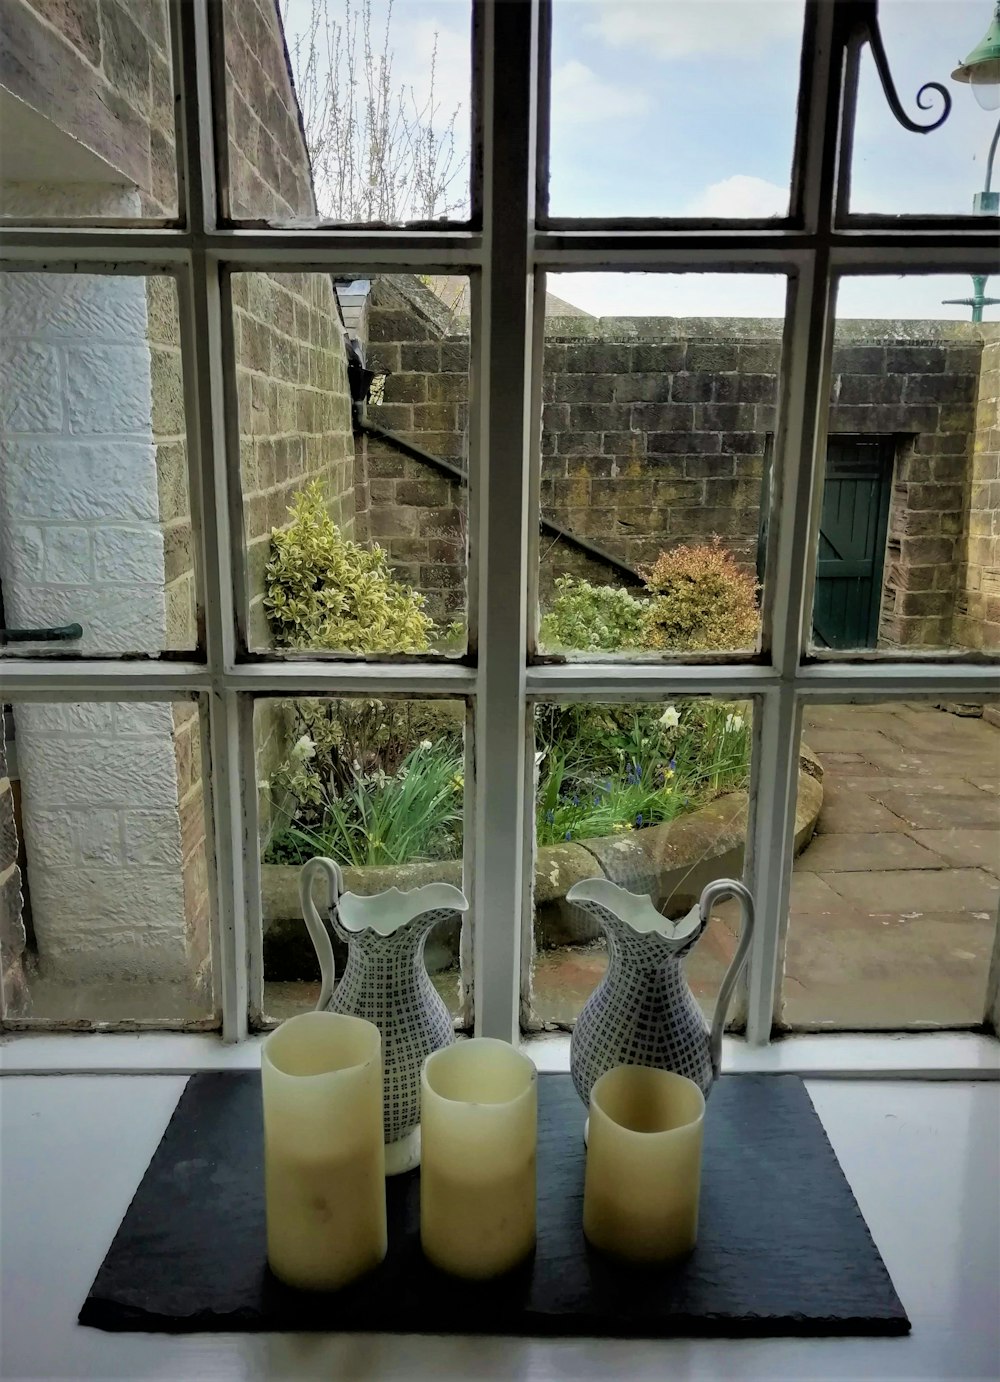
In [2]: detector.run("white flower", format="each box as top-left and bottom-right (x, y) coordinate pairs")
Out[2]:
(659, 705), (680, 728)
(419, 739), (433, 751)
(534, 749), (545, 769)
(724, 713), (745, 734)
(290, 734), (316, 763)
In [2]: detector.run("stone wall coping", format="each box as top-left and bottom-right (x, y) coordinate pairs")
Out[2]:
(261, 753), (823, 936)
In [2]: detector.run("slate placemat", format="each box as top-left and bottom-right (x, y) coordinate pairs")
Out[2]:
(80, 1072), (908, 1338)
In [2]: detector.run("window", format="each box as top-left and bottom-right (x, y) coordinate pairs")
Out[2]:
(1, 0), (997, 1043)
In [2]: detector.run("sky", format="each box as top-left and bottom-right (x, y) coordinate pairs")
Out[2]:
(281, 0), (1000, 320)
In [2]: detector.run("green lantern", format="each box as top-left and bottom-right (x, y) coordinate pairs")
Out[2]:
(952, 1), (1000, 110)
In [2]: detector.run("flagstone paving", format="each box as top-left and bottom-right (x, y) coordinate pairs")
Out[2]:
(528, 702), (1000, 1032)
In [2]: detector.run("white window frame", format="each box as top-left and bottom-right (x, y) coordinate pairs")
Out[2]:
(1, 0), (998, 1050)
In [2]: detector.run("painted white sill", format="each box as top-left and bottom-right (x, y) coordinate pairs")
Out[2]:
(1, 1029), (997, 1078)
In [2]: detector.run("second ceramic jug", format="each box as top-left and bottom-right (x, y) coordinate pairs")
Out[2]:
(567, 876), (755, 1106)
(299, 855), (468, 1175)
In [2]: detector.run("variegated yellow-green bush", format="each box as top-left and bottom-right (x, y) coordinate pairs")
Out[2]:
(264, 481), (435, 652)
(640, 538), (760, 652)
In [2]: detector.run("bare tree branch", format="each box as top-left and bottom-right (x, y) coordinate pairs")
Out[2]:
(281, 0), (467, 222)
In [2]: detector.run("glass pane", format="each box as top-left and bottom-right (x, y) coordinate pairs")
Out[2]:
(1, 700), (214, 1024)
(237, 272), (468, 655)
(0, 273), (197, 654)
(223, 0), (471, 224)
(536, 272), (788, 658)
(809, 276), (999, 655)
(548, 0), (804, 218)
(783, 700), (999, 1029)
(255, 696), (467, 1024)
(528, 698), (754, 1029)
(0, 0), (177, 220)
(849, 0), (1000, 217)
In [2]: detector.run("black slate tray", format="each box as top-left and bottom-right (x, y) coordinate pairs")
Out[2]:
(80, 1072), (908, 1338)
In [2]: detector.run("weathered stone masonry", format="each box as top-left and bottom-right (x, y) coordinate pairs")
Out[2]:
(360, 285), (997, 652)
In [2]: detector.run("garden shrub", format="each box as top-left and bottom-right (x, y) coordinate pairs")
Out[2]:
(264, 480), (435, 653)
(539, 576), (646, 652)
(640, 539), (760, 652)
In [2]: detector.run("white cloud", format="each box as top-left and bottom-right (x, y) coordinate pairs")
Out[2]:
(587, 0), (803, 60)
(685, 174), (788, 217)
(551, 59), (652, 126)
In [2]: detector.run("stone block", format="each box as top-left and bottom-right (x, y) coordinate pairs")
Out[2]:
(884, 345), (947, 374)
(600, 432), (646, 458)
(836, 373), (904, 405)
(384, 372), (427, 403)
(686, 343), (741, 373)
(78, 809), (124, 865)
(555, 430), (602, 456)
(670, 372), (714, 403)
(831, 345), (886, 374)
(426, 372), (468, 403)
(101, 1), (153, 113)
(905, 373), (977, 406)
(737, 373), (777, 404)
(613, 373), (672, 404)
(412, 402), (456, 431)
(629, 402), (694, 431)
(647, 430), (721, 455)
(150, 346), (185, 436)
(66, 344), (151, 434)
(26, 0), (101, 64)
(396, 478), (452, 507)
(630, 342), (687, 372)
(44, 524), (93, 583)
(93, 525), (164, 582)
(0, 341), (63, 431)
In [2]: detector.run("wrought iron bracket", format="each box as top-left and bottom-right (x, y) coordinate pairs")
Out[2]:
(845, 0), (952, 133)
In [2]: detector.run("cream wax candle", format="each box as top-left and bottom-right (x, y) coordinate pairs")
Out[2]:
(583, 1064), (705, 1264)
(420, 1038), (537, 1279)
(262, 1010), (387, 1291)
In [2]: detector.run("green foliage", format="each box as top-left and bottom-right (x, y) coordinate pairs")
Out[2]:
(264, 481), (435, 652)
(265, 739), (463, 869)
(534, 700), (751, 847)
(539, 577), (646, 652)
(539, 541), (760, 656)
(641, 539), (760, 652)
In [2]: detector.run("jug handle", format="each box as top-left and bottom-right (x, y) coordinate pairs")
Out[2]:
(701, 878), (755, 1079)
(298, 856), (344, 1012)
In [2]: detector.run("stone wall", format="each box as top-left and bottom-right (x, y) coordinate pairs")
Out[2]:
(361, 277), (468, 626)
(235, 271), (356, 648)
(223, 0), (314, 221)
(0, 736), (28, 1017)
(955, 338), (1000, 650)
(361, 288), (993, 650)
(2, 0), (175, 215)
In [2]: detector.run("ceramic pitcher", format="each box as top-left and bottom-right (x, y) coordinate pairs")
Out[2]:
(299, 856), (468, 1175)
(567, 876), (755, 1105)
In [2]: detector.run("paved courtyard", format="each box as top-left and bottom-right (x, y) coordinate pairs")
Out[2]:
(532, 702), (1000, 1031)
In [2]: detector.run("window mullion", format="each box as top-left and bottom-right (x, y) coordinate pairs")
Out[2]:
(745, 0), (843, 1045)
(175, 0), (247, 1041)
(472, 0), (538, 1041)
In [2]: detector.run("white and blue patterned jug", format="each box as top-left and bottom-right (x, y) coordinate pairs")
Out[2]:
(299, 856), (468, 1175)
(567, 876), (755, 1106)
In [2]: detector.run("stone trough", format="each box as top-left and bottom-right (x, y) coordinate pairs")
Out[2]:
(262, 750), (823, 979)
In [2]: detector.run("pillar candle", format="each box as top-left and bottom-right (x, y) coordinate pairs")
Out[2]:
(262, 1010), (387, 1291)
(583, 1064), (705, 1264)
(420, 1038), (537, 1279)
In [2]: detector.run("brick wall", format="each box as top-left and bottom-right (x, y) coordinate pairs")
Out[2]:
(956, 338), (1000, 650)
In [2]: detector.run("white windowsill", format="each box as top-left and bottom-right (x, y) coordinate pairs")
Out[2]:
(2, 1028), (998, 1078)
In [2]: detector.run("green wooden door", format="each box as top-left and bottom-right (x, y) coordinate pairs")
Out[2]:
(812, 437), (893, 649)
